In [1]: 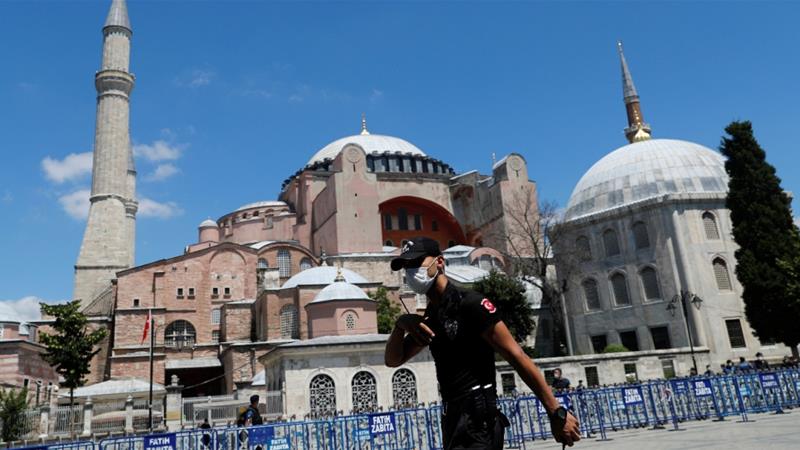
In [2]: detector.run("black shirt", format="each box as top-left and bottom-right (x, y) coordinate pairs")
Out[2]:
(423, 283), (501, 401)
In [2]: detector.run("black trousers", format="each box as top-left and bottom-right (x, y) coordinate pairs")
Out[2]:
(441, 389), (509, 450)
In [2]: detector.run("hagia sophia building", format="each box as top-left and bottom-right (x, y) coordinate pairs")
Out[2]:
(21, 0), (786, 417)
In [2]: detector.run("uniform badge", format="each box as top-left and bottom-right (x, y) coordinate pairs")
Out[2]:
(444, 319), (459, 339)
(481, 298), (497, 314)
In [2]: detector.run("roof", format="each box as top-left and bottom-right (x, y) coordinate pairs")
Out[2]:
(445, 265), (490, 284)
(311, 281), (371, 304)
(249, 240), (276, 250)
(282, 266), (368, 289)
(165, 357), (221, 370)
(279, 333), (389, 348)
(251, 370), (266, 386)
(565, 139), (728, 221)
(199, 219), (218, 228)
(443, 245), (476, 256)
(64, 378), (165, 398)
(104, 0), (131, 30)
(307, 134), (426, 167)
(235, 201), (287, 212)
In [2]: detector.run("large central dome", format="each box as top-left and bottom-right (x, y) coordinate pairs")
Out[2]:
(565, 139), (728, 221)
(306, 134), (426, 167)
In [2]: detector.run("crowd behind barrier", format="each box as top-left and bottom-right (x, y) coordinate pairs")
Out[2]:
(4, 367), (800, 450)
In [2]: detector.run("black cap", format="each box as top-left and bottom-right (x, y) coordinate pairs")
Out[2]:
(390, 237), (441, 271)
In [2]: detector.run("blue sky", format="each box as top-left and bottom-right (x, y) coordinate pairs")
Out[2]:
(1, 0), (799, 317)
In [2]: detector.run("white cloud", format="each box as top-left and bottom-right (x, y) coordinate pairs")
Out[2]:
(370, 88), (384, 103)
(41, 152), (93, 184)
(139, 197), (183, 219)
(175, 69), (215, 88)
(794, 216), (800, 229)
(133, 140), (183, 162)
(145, 164), (180, 182)
(58, 189), (90, 220)
(0, 296), (51, 322)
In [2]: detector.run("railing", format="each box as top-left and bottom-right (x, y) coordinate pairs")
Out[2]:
(4, 368), (799, 449)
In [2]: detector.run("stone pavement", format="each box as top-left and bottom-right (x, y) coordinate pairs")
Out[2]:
(520, 412), (800, 449)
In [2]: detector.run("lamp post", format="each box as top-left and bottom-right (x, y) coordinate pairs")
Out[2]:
(667, 290), (703, 374)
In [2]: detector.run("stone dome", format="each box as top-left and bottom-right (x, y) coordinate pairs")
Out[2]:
(306, 134), (426, 167)
(281, 266), (368, 289)
(565, 139), (728, 221)
(198, 219), (218, 228)
(311, 281), (371, 304)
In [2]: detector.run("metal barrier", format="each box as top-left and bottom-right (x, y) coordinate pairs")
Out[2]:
(6, 368), (800, 450)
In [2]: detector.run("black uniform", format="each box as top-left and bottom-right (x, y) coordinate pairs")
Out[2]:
(423, 283), (509, 450)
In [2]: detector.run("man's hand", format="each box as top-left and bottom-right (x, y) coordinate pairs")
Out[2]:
(395, 314), (434, 345)
(550, 411), (581, 447)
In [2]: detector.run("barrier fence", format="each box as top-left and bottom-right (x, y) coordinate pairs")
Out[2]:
(5, 368), (799, 450)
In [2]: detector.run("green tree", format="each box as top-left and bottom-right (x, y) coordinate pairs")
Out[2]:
(39, 300), (108, 421)
(371, 287), (402, 334)
(473, 270), (535, 343)
(0, 388), (29, 442)
(720, 121), (800, 357)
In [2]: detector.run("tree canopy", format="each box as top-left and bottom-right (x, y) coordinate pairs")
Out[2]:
(473, 270), (535, 343)
(720, 121), (800, 356)
(0, 387), (29, 442)
(39, 300), (108, 402)
(371, 287), (402, 334)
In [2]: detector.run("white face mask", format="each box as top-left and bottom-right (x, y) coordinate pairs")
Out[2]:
(405, 259), (438, 295)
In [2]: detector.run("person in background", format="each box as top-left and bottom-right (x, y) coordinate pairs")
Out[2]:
(723, 360), (736, 374)
(703, 365), (714, 377)
(239, 395), (263, 426)
(689, 367), (698, 377)
(753, 352), (770, 371)
(737, 356), (753, 373)
(576, 380), (585, 391)
(552, 368), (571, 390)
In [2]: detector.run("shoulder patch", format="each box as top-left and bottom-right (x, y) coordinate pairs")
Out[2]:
(481, 298), (496, 314)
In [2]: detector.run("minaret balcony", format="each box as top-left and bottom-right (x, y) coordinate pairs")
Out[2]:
(95, 69), (135, 96)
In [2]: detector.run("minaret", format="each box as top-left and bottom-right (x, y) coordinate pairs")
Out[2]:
(74, 0), (137, 304)
(617, 41), (651, 143)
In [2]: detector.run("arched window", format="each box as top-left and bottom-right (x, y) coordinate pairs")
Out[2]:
(300, 258), (313, 271)
(257, 258), (268, 269)
(703, 212), (720, 240)
(392, 369), (418, 409)
(640, 267), (661, 300)
(582, 279), (601, 310)
(351, 371), (378, 413)
(344, 312), (356, 331)
(610, 273), (631, 305)
(632, 222), (650, 249)
(280, 304), (299, 339)
(384, 240), (394, 247)
(576, 236), (592, 261)
(164, 320), (196, 348)
(479, 255), (493, 271)
(603, 229), (621, 257)
(309, 374), (336, 417)
(713, 258), (732, 291)
(277, 249), (291, 277)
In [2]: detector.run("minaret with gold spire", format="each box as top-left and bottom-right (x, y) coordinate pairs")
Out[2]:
(618, 41), (651, 143)
(360, 113), (370, 135)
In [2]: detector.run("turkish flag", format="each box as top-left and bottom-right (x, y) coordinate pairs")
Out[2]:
(141, 310), (151, 345)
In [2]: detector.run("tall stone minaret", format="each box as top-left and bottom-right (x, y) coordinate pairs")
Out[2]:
(617, 41), (651, 143)
(74, 0), (137, 304)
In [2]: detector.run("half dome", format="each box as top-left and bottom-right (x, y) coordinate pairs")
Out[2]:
(281, 266), (368, 289)
(306, 134), (426, 167)
(565, 139), (728, 221)
(311, 281), (371, 304)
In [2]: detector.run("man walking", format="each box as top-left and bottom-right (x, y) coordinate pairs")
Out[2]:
(384, 237), (580, 449)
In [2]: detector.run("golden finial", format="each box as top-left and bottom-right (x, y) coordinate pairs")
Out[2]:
(360, 113), (370, 135)
(334, 265), (345, 282)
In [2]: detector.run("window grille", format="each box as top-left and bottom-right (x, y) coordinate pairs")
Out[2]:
(345, 313), (356, 330)
(211, 330), (219, 344)
(611, 273), (630, 305)
(257, 258), (268, 269)
(279, 305), (299, 339)
(726, 319), (746, 348)
(584, 366), (600, 387)
(632, 222), (650, 249)
(309, 375), (336, 417)
(392, 369), (417, 408)
(351, 371), (378, 413)
(582, 279), (601, 310)
(640, 267), (661, 300)
(603, 229), (620, 257)
(277, 249), (292, 278)
(211, 309), (221, 325)
(703, 212), (720, 240)
(300, 258), (313, 271)
(164, 320), (196, 348)
(713, 258), (732, 290)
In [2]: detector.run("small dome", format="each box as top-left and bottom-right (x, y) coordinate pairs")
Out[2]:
(311, 281), (371, 304)
(282, 266), (368, 289)
(199, 219), (218, 228)
(307, 134), (426, 167)
(565, 139), (728, 221)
